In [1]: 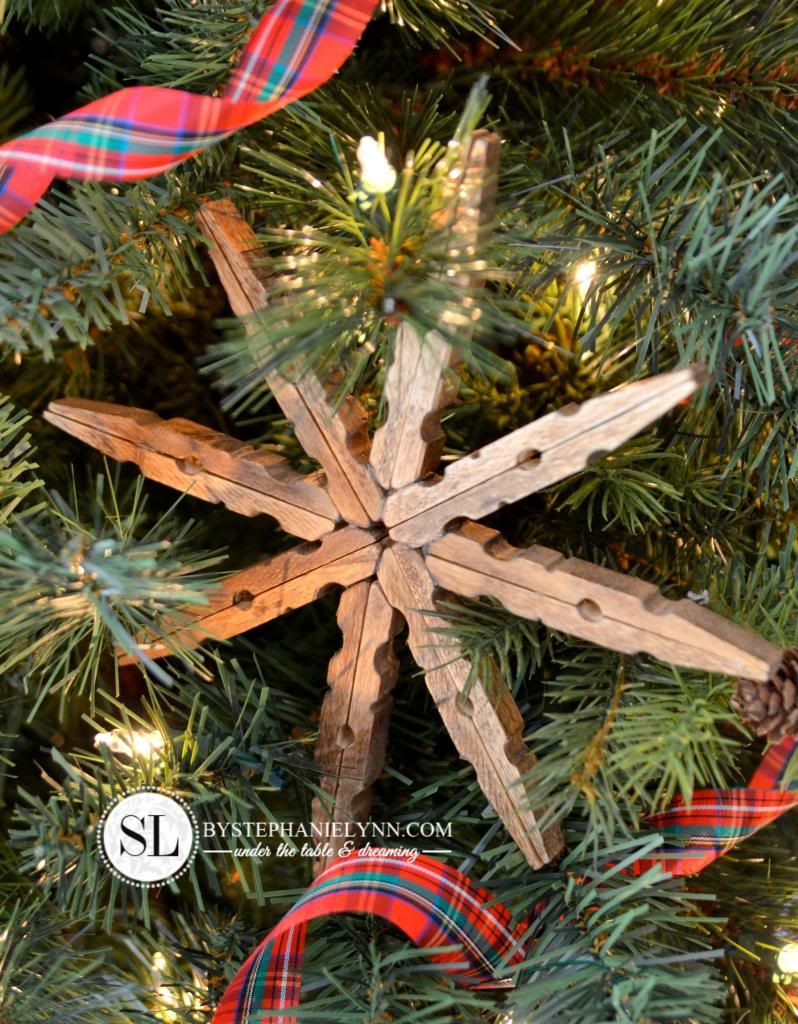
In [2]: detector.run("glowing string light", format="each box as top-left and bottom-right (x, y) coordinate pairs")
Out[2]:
(356, 135), (397, 196)
(574, 258), (597, 293)
(778, 941), (798, 976)
(94, 728), (165, 758)
(151, 950), (205, 1023)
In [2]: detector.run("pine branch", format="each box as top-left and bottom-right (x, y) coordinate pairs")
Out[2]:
(0, 396), (42, 522)
(501, 836), (726, 1024)
(445, 1), (798, 108)
(549, 433), (683, 535)
(0, 470), (223, 706)
(9, 652), (320, 920)
(514, 123), (798, 412)
(431, 595), (549, 694)
(523, 646), (744, 844)
(709, 522), (798, 649)
(377, 0), (511, 50)
(84, 0), (509, 99)
(688, 385), (798, 510)
(0, 880), (151, 1022)
(0, 179), (207, 357)
(0, 676), (25, 809)
(84, 0), (257, 96)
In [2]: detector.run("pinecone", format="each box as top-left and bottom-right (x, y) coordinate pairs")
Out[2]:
(732, 648), (798, 742)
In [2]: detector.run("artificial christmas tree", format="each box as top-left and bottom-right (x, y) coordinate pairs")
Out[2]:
(2, 1), (798, 1022)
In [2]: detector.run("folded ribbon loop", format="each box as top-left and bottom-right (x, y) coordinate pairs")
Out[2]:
(211, 852), (528, 1023)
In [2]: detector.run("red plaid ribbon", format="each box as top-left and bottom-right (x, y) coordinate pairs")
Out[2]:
(0, 0), (378, 234)
(633, 734), (798, 876)
(212, 852), (527, 1024)
(212, 739), (797, 1021)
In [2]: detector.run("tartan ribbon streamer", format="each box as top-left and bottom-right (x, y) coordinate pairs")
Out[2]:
(212, 739), (798, 1021)
(0, 0), (379, 234)
(633, 735), (798, 876)
(211, 853), (527, 1024)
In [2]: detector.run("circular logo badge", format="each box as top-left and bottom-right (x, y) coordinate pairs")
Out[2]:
(98, 788), (198, 887)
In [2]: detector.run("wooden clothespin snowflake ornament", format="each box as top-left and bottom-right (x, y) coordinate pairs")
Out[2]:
(46, 132), (782, 873)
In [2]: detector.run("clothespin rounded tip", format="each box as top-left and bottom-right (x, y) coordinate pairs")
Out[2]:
(689, 362), (711, 387)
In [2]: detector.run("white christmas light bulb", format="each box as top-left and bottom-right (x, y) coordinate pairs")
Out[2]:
(356, 135), (397, 195)
(778, 941), (798, 975)
(94, 729), (164, 758)
(132, 730), (165, 756)
(574, 259), (597, 292)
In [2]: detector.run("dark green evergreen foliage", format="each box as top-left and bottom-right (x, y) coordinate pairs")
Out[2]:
(1, 0), (798, 1021)
(0, 857), (154, 1022)
(0, 181), (207, 356)
(3, 0), (102, 33)
(0, 63), (31, 139)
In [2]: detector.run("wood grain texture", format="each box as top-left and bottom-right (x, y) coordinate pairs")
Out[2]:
(197, 200), (383, 526)
(119, 526), (383, 664)
(370, 322), (457, 491)
(312, 579), (402, 874)
(45, 398), (338, 541)
(385, 366), (707, 546)
(377, 543), (564, 869)
(426, 521), (782, 681)
(371, 132), (501, 491)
